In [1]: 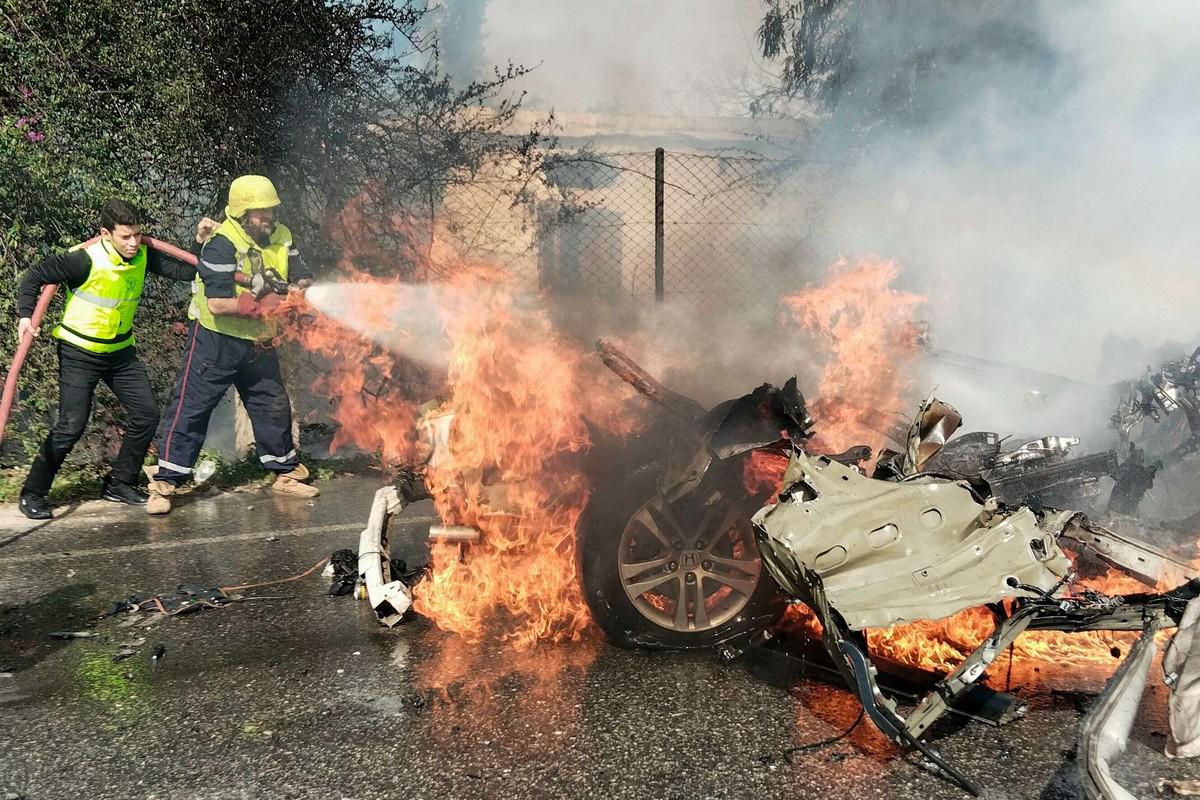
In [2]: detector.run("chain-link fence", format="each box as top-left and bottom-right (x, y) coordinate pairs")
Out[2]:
(280, 147), (835, 457)
(439, 148), (835, 308)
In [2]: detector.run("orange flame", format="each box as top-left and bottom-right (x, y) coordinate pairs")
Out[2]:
(414, 264), (636, 646)
(776, 579), (1146, 682)
(859, 522), (1198, 679)
(743, 450), (791, 500)
(782, 257), (924, 456)
(276, 215), (637, 647)
(865, 608), (1140, 680)
(276, 274), (430, 466)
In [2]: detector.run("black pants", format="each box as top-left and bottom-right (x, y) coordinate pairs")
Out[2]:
(154, 322), (298, 484)
(22, 342), (160, 497)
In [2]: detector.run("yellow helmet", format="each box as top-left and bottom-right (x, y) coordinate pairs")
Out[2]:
(225, 175), (281, 219)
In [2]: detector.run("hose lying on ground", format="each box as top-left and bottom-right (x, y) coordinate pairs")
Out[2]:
(0, 236), (199, 447)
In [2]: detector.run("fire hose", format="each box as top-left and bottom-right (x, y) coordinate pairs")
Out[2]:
(0, 236), (199, 447)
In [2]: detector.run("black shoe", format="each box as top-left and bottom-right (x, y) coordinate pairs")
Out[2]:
(101, 480), (148, 506)
(19, 494), (52, 520)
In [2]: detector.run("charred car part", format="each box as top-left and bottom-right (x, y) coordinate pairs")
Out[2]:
(1113, 346), (1200, 467)
(753, 451), (1075, 629)
(356, 469), (432, 626)
(1078, 622), (1159, 800)
(1076, 592), (1200, 799)
(877, 396), (1136, 515)
(1108, 443), (1162, 515)
(1165, 596), (1200, 760)
(1058, 522), (1196, 588)
(914, 426), (1124, 514)
(753, 434), (1198, 795)
(1100, 347), (1200, 522)
(589, 343), (1198, 795)
(358, 486), (413, 626)
(873, 393), (962, 478)
(580, 340), (824, 649)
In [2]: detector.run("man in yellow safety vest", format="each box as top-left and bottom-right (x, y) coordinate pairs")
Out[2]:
(147, 175), (318, 514)
(15, 199), (206, 519)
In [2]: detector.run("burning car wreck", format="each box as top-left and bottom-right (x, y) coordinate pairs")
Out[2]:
(754, 446), (1197, 797)
(356, 339), (1200, 798)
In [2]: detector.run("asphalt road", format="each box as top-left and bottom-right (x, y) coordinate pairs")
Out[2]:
(0, 477), (1195, 800)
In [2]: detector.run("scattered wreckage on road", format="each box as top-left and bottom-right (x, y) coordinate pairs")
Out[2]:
(355, 340), (1200, 798)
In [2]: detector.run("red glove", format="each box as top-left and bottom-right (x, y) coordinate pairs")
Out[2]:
(233, 291), (284, 317)
(258, 293), (283, 314)
(234, 292), (261, 317)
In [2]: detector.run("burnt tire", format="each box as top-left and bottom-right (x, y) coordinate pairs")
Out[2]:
(579, 453), (783, 650)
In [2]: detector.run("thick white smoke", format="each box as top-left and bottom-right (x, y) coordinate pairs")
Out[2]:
(469, 2), (1200, 460)
(477, 0), (765, 115)
(754, 3), (1200, 454)
(813, 3), (1200, 390)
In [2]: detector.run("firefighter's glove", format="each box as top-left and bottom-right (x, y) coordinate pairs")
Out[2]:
(258, 292), (284, 313)
(234, 292), (262, 317)
(249, 272), (270, 299)
(233, 292), (283, 318)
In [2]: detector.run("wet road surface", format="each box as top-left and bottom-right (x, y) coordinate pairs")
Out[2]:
(1, 477), (1196, 799)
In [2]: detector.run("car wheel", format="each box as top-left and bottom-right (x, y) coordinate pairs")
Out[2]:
(580, 458), (783, 649)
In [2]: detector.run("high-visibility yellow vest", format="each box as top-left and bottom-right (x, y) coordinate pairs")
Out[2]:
(53, 240), (147, 354)
(189, 217), (292, 342)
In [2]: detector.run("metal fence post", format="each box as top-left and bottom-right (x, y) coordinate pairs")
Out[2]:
(654, 147), (665, 303)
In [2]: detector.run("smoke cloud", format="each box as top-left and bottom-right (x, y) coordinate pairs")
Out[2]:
(804, 3), (1200, 432)
(430, 1), (1200, 472)
(503, 2), (1200, 454)
(477, 0), (764, 115)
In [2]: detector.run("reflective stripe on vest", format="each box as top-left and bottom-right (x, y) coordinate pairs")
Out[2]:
(52, 241), (146, 353)
(189, 218), (291, 342)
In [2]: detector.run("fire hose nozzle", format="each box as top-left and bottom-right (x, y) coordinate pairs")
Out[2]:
(234, 270), (289, 299)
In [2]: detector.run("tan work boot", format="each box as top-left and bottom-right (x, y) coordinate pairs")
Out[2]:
(146, 480), (175, 515)
(273, 463), (320, 498)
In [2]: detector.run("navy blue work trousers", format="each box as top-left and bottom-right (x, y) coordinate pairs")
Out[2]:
(154, 322), (298, 484)
(22, 341), (160, 497)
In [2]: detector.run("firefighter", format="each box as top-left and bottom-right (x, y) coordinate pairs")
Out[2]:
(14, 200), (205, 520)
(147, 175), (318, 514)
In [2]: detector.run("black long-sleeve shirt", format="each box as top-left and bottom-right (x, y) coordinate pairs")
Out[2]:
(16, 243), (200, 317)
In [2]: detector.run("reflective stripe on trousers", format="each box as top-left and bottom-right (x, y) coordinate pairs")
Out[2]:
(154, 322), (297, 483)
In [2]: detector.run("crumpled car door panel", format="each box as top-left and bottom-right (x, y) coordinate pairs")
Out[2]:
(753, 451), (1072, 629)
